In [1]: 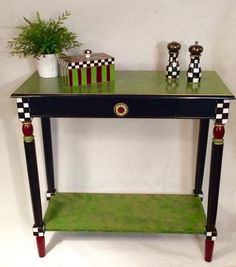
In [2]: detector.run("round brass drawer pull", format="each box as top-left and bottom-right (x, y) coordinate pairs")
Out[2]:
(114, 103), (129, 117)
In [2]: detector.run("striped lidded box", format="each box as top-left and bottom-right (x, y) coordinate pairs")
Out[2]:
(59, 51), (115, 86)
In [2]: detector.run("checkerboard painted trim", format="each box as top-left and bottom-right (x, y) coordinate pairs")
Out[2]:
(187, 56), (201, 83)
(205, 230), (217, 241)
(195, 193), (203, 201)
(17, 98), (31, 122)
(193, 189), (203, 201)
(215, 100), (230, 124)
(46, 191), (56, 200)
(33, 224), (45, 237)
(59, 57), (115, 70)
(166, 53), (180, 80)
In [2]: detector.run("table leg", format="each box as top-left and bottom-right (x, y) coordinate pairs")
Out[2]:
(205, 123), (225, 262)
(41, 118), (56, 200)
(22, 121), (46, 257)
(193, 119), (209, 200)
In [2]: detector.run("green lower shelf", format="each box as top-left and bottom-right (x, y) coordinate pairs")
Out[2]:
(44, 193), (206, 234)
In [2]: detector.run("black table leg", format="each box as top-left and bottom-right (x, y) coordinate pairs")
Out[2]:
(194, 119), (209, 200)
(205, 123), (225, 262)
(41, 118), (56, 200)
(22, 121), (45, 257)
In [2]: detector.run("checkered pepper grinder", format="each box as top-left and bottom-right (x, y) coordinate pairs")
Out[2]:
(166, 41), (181, 80)
(187, 41), (203, 83)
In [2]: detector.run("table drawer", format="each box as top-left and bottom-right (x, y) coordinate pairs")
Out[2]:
(29, 96), (217, 119)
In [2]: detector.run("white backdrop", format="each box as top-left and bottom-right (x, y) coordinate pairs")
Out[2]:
(0, 1), (236, 266)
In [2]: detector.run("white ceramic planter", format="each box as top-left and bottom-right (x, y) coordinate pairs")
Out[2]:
(36, 54), (58, 78)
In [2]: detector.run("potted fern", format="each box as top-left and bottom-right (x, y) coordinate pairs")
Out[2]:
(8, 11), (81, 78)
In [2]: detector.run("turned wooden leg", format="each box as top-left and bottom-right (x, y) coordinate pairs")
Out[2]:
(41, 118), (56, 200)
(205, 123), (225, 262)
(194, 119), (209, 200)
(204, 99), (231, 262)
(22, 120), (46, 257)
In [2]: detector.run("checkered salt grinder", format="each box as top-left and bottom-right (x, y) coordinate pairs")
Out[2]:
(187, 41), (203, 83)
(166, 41), (181, 80)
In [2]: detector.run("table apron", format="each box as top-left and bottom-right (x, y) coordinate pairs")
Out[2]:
(29, 97), (217, 119)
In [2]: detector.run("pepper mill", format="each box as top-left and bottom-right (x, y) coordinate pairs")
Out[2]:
(187, 41), (203, 83)
(166, 41), (181, 80)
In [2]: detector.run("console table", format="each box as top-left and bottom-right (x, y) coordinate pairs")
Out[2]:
(11, 71), (235, 261)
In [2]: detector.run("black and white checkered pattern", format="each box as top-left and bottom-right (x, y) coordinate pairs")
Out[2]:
(17, 98), (31, 122)
(166, 53), (180, 79)
(60, 57), (115, 70)
(187, 56), (201, 83)
(46, 190), (56, 200)
(215, 100), (230, 124)
(193, 191), (203, 201)
(33, 224), (45, 237)
(205, 230), (217, 241)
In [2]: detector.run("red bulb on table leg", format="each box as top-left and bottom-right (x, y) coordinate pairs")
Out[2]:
(213, 125), (225, 139)
(22, 122), (33, 136)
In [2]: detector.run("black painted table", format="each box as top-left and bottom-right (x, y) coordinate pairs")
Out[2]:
(11, 71), (235, 261)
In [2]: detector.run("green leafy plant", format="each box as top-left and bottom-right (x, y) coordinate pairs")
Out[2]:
(8, 11), (81, 58)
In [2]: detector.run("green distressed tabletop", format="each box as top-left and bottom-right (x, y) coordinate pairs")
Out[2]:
(11, 71), (234, 98)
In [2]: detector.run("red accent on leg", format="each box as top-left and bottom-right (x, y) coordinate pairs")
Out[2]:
(68, 69), (73, 87)
(213, 125), (225, 139)
(36, 236), (46, 258)
(22, 122), (33, 136)
(97, 66), (102, 83)
(205, 240), (214, 262)
(86, 68), (91, 84)
(107, 65), (110, 81)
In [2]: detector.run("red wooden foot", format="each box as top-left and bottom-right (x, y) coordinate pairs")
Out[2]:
(205, 240), (214, 262)
(36, 236), (46, 257)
